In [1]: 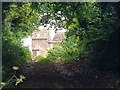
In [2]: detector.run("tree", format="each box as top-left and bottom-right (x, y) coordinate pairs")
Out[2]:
(2, 2), (40, 40)
(40, 2), (120, 71)
(2, 2), (40, 81)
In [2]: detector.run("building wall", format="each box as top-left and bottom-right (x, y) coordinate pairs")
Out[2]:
(49, 29), (55, 41)
(32, 29), (51, 58)
(22, 27), (66, 59)
(32, 39), (49, 57)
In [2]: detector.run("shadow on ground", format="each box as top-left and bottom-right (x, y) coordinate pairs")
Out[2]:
(13, 60), (120, 88)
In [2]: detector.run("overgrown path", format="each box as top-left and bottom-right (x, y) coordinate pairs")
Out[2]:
(15, 60), (120, 88)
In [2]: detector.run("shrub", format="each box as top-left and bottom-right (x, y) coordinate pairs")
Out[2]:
(46, 35), (87, 62)
(34, 55), (51, 66)
(46, 45), (65, 61)
(3, 38), (31, 66)
(34, 55), (44, 62)
(2, 37), (31, 81)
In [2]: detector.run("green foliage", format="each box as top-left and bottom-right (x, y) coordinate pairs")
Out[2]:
(2, 2), (38, 82)
(2, 2), (40, 39)
(2, 2), (39, 68)
(46, 36), (87, 62)
(34, 55), (51, 66)
(46, 45), (64, 61)
(42, 2), (117, 42)
(2, 2), (120, 82)
(42, 2), (119, 71)
(2, 37), (31, 83)
(2, 37), (31, 66)
(34, 55), (45, 62)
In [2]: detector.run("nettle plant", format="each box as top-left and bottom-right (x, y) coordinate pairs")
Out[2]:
(0, 66), (25, 89)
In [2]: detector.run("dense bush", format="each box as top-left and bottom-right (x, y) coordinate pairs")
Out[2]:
(34, 55), (44, 62)
(2, 2), (39, 66)
(46, 35), (87, 62)
(34, 56), (52, 70)
(2, 2), (37, 82)
(90, 29), (120, 72)
(2, 37), (31, 81)
(3, 38), (31, 66)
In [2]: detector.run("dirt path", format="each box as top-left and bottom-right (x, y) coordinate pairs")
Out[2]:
(14, 60), (120, 88)
(16, 61), (75, 88)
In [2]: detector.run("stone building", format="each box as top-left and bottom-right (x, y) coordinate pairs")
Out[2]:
(31, 28), (66, 58)
(32, 29), (49, 58)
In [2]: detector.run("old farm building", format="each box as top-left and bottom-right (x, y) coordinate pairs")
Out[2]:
(22, 26), (66, 58)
